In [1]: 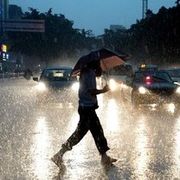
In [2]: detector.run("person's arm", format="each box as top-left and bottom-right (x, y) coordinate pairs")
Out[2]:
(88, 84), (110, 95)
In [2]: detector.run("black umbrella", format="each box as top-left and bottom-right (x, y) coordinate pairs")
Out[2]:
(71, 48), (128, 76)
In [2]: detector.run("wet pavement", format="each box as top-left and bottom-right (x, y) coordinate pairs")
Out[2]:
(0, 79), (180, 179)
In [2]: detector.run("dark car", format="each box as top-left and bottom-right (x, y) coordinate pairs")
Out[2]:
(121, 69), (180, 111)
(33, 66), (79, 103)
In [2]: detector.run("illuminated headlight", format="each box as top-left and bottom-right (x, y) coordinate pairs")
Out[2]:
(109, 79), (118, 91)
(71, 82), (79, 91)
(138, 86), (147, 94)
(176, 87), (180, 94)
(35, 82), (47, 92)
(167, 103), (175, 113)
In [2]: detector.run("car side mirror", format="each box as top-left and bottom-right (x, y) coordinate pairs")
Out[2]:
(174, 81), (180, 85)
(33, 77), (39, 82)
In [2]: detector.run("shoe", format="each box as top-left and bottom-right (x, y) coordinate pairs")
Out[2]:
(51, 152), (63, 167)
(101, 154), (117, 166)
(51, 143), (71, 167)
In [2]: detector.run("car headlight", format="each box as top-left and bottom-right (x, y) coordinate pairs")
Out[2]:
(71, 82), (79, 91)
(109, 79), (118, 91)
(35, 82), (47, 92)
(176, 86), (180, 94)
(138, 86), (147, 94)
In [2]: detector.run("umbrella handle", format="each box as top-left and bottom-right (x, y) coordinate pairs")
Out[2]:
(102, 72), (109, 86)
(101, 59), (109, 86)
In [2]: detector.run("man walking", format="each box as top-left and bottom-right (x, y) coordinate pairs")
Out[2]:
(51, 60), (117, 167)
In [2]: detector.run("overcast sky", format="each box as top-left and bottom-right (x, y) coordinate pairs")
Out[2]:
(10, 0), (175, 35)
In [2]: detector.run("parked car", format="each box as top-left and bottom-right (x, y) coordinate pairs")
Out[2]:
(33, 66), (79, 104)
(121, 68), (180, 111)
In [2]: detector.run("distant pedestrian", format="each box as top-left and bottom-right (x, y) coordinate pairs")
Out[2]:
(51, 60), (117, 167)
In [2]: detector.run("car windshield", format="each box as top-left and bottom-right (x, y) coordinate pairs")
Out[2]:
(167, 69), (180, 77)
(134, 71), (173, 83)
(41, 69), (72, 81)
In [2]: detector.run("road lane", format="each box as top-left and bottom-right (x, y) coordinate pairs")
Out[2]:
(0, 79), (180, 179)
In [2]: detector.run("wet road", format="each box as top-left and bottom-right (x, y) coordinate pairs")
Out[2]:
(0, 78), (180, 180)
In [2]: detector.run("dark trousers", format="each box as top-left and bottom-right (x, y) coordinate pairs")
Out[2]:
(63, 106), (110, 155)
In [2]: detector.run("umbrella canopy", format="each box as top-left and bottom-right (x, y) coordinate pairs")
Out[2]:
(72, 48), (128, 76)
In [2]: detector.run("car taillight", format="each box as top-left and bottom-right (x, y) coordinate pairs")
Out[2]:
(144, 76), (152, 85)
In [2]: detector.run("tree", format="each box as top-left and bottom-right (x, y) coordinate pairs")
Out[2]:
(7, 8), (98, 67)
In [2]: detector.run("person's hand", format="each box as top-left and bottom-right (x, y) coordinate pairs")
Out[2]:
(102, 84), (110, 93)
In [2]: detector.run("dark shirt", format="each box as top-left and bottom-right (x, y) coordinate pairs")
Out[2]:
(78, 68), (98, 107)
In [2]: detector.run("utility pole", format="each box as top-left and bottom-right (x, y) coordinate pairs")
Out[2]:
(142, 0), (148, 19)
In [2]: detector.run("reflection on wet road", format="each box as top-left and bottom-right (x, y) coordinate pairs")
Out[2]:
(31, 116), (52, 179)
(0, 79), (180, 179)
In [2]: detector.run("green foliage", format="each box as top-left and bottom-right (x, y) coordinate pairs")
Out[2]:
(7, 8), (98, 66)
(102, 4), (180, 65)
(7, 4), (180, 66)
